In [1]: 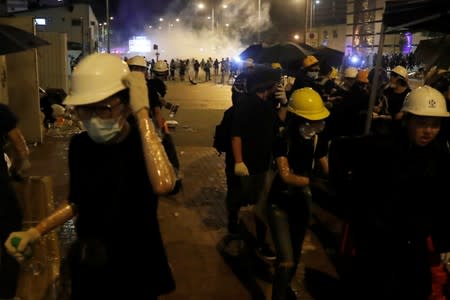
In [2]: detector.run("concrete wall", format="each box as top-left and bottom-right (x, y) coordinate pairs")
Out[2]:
(0, 17), (43, 143)
(37, 31), (69, 92)
(16, 3), (99, 54)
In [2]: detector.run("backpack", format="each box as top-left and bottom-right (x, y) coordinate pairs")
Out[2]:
(213, 106), (234, 155)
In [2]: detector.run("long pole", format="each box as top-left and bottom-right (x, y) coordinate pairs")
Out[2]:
(258, 0), (261, 43)
(212, 7), (215, 32)
(106, 0), (110, 53)
(304, 0), (309, 43)
(365, 23), (386, 135)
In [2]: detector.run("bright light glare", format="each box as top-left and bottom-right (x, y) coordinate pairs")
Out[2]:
(234, 56), (242, 63)
(198, 3), (205, 9)
(293, 34), (300, 40)
(129, 36), (151, 53)
(351, 55), (359, 64)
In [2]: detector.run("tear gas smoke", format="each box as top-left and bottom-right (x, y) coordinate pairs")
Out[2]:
(117, 0), (272, 61)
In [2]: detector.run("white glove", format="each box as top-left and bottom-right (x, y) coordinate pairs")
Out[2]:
(285, 76), (296, 92)
(234, 162), (249, 176)
(275, 86), (288, 106)
(5, 228), (41, 262)
(122, 71), (149, 114)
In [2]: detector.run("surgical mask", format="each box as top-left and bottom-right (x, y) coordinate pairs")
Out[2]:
(299, 120), (325, 140)
(307, 71), (319, 80)
(82, 117), (123, 143)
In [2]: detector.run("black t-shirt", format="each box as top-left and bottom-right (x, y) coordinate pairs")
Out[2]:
(67, 122), (174, 294)
(384, 86), (411, 118)
(333, 132), (450, 246)
(231, 93), (277, 174)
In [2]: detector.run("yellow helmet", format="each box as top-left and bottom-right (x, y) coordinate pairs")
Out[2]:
(303, 55), (319, 68)
(271, 62), (282, 69)
(288, 88), (330, 120)
(329, 67), (338, 79)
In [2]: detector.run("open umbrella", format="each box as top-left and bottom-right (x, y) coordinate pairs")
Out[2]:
(0, 24), (50, 55)
(314, 46), (345, 69)
(256, 42), (314, 67)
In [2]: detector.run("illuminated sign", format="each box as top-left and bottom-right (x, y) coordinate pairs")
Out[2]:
(129, 36), (151, 53)
(35, 18), (47, 25)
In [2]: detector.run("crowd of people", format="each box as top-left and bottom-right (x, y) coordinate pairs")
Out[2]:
(2, 51), (450, 300)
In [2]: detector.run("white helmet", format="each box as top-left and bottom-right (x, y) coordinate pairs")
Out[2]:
(391, 65), (408, 79)
(153, 60), (168, 73)
(401, 85), (450, 117)
(344, 67), (358, 78)
(127, 55), (147, 68)
(64, 53), (130, 106)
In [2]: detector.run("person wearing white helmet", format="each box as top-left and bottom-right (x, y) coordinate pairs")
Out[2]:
(127, 55), (165, 128)
(4, 53), (176, 299)
(329, 85), (450, 300)
(384, 65), (411, 120)
(127, 56), (181, 194)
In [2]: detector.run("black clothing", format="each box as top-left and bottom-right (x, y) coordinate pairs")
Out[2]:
(269, 118), (328, 210)
(331, 128), (450, 300)
(67, 122), (175, 299)
(326, 84), (369, 139)
(231, 93), (277, 174)
(289, 70), (324, 98)
(0, 104), (22, 298)
(384, 86), (411, 119)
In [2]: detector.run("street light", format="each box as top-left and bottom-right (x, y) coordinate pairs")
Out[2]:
(197, 2), (214, 32)
(258, 0), (261, 43)
(106, 0), (110, 53)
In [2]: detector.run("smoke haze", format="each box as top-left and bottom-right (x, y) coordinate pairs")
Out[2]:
(116, 0), (272, 61)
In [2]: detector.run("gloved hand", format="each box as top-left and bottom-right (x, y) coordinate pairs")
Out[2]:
(285, 76), (296, 92)
(275, 85), (288, 106)
(234, 162), (249, 176)
(5, 228), (41, 262)
(122, 71), (149, 114)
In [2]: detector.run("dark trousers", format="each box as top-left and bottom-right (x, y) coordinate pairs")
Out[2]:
(225, 171), (268, 245)
(268, 187), (312, 300)
(347, 225), (431, 300)
(0, 180), (22, 298)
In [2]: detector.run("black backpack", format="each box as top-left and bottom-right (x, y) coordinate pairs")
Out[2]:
(213, 106), (234, 155)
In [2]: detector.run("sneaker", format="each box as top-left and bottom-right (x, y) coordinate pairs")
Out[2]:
(217, 234), (246, 257)
(256, 243), (277, 261)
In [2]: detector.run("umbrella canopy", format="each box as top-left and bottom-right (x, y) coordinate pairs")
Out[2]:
(0, 24), (50, 55)
(239, 42), (314, 68)
(239, 42), (344, 70)
(239, 44), (262, 61)
(414, 36), (450, 70)
(314, 46), (344, 69)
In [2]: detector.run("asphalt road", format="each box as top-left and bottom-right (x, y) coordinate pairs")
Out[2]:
(162, 80), (232, 147)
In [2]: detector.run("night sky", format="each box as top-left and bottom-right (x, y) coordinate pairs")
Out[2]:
(81, 0), (345, 44)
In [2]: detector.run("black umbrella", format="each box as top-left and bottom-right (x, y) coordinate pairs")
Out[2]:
(239, 44), (263, 61)
(314, 46), (344, 69)
(0, 24), (50, 55)
(257, 42), (314, 66)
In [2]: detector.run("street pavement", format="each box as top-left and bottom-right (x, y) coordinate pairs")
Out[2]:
(26, 80), (341, 299)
